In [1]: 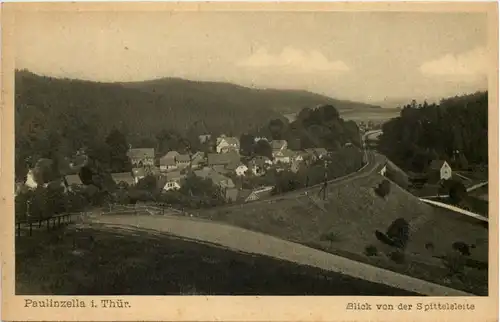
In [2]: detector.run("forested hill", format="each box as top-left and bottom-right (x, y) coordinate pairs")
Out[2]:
(378, 91), (488, 172)
(122, 77), (381, 115)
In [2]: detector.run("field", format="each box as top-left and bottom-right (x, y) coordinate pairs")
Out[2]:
(15, 224), (418, 296)
(194, 172), (488, 295)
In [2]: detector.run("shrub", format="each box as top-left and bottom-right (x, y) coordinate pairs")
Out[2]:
(364, 245), (378, 257)
(320, 232), (340, 248)
(386, 218), (410, 249)
(443, 252), (466, 278)
(375, 179), (391, 198)
(425, 242), (435, 251)
(389, 251), (405, 264)
(448, 180), (467, 204)
(452, 241), (471, 256)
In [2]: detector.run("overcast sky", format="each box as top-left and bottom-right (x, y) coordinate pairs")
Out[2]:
(15, 10), (489, 103)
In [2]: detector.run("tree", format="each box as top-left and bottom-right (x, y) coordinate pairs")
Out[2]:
(268, 119), (286, 140)
(105, 129), (132, 172)
(239, 133), (255, 156)
(136, 175), (157, 192)
(386, 218), (410, 249)
(254, 140), (273, 159)
(449, 180), (467, 204)
(375, 179), (391, 198)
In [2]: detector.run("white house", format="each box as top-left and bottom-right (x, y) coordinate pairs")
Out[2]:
(379, 164), (387, 176)
(216, 136), (240, 154)
(159, 171), (184, 191)
(428, 160), (452, 181)
(271, 140), (288, 153)
(273, 149), (295, 164)
(235, 164), (249, 176)
(25, 169), (38, 189)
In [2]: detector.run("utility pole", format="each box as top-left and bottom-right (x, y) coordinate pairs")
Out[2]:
(318, 158), (329, 200)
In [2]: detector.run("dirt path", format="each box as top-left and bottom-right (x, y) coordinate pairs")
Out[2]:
(89, 214), (472, 296)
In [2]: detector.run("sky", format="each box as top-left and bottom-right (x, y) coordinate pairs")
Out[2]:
(15, 10), (490, 104)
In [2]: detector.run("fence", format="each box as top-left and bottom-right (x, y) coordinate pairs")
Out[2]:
(15, 212), (88, 237)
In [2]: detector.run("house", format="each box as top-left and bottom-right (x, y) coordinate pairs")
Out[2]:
(254, 137), (269, 143)
(159, 151), (180, 172)
(157, 171), (185, 192)
(132, 168), (146, 184)
(379, 164), (387, 176)
(305, 148), (328, 161)
(235, 164), (249, 176)
(194, 168), (238, 201)
(127, 148), (155, 167)
(64, 174), (84, 187)
(245, 186), (274, 202)
(24, 169), (38, 189)
(175, 154), (191, 169)
(216, 136), (240, 154)
(198, 134), (212, 144)
(111, 172), (136, 187)
(207, 151), (240, 167)
(271, 140), (288, 152)
(428, 160), (452, 181)
(273, 149), (295, 164)
(248, 156), (272, 176)
(190, 152), (206, 169)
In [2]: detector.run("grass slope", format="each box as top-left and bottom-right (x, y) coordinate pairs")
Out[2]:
(16, 224), (418, 296)
(195, 172), (488, 295)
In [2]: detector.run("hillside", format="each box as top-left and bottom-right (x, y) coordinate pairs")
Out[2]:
(122, 77), (381, 116)
(194, 171), (488, 295)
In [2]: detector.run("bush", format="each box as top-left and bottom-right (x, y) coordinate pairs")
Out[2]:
(443, 253), (466, 278)
(389, 251), (405, 264)
(452, 241), (471, 256)
(386, 218), (410, 249)
(364, 245), (378, 257)
(375, 179), (391, 198)
(320, 232), (340, 248)
(425, 242), (435, 251)
(448, 180), (467, 204)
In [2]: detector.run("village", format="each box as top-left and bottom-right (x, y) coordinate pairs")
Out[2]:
(20, 133), (334, 205)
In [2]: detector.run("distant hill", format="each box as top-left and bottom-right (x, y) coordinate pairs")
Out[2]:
(122, 77), (381, 116)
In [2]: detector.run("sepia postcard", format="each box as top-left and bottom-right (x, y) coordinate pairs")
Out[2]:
(1, 1), (499, 321)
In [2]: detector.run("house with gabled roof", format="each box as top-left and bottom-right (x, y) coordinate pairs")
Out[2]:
(193, 167), (238, 201)
(111, 172), (136, 187)
(273, 149), (295, 164)
(271, 140), (288, 153)
(159, 151), (180, 172)
(305, 148), (328, 161)
(428, 160), (452, 182)
(127, 148), (155, 167)
(190, 151), (206, 169)
(157, 171), (185, 192)
(207, 151), (240, 167)
(175, 154), (191, 169)
(216, 136), (240, 154)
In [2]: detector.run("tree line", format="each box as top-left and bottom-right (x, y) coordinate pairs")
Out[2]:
(378, 91), (488, 173)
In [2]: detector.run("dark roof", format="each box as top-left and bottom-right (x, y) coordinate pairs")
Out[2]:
(429, 160), (448, 170)
(127, 148), (155, 159)
(191, 152), (205, 164)
(176, 154), (191, 162)
(207, 152), (240, 166)
(218, 137), (239, 146)
(111, 172), (135, 185)
(65, 174), (83, 186)
(271, 140), (287, 150)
